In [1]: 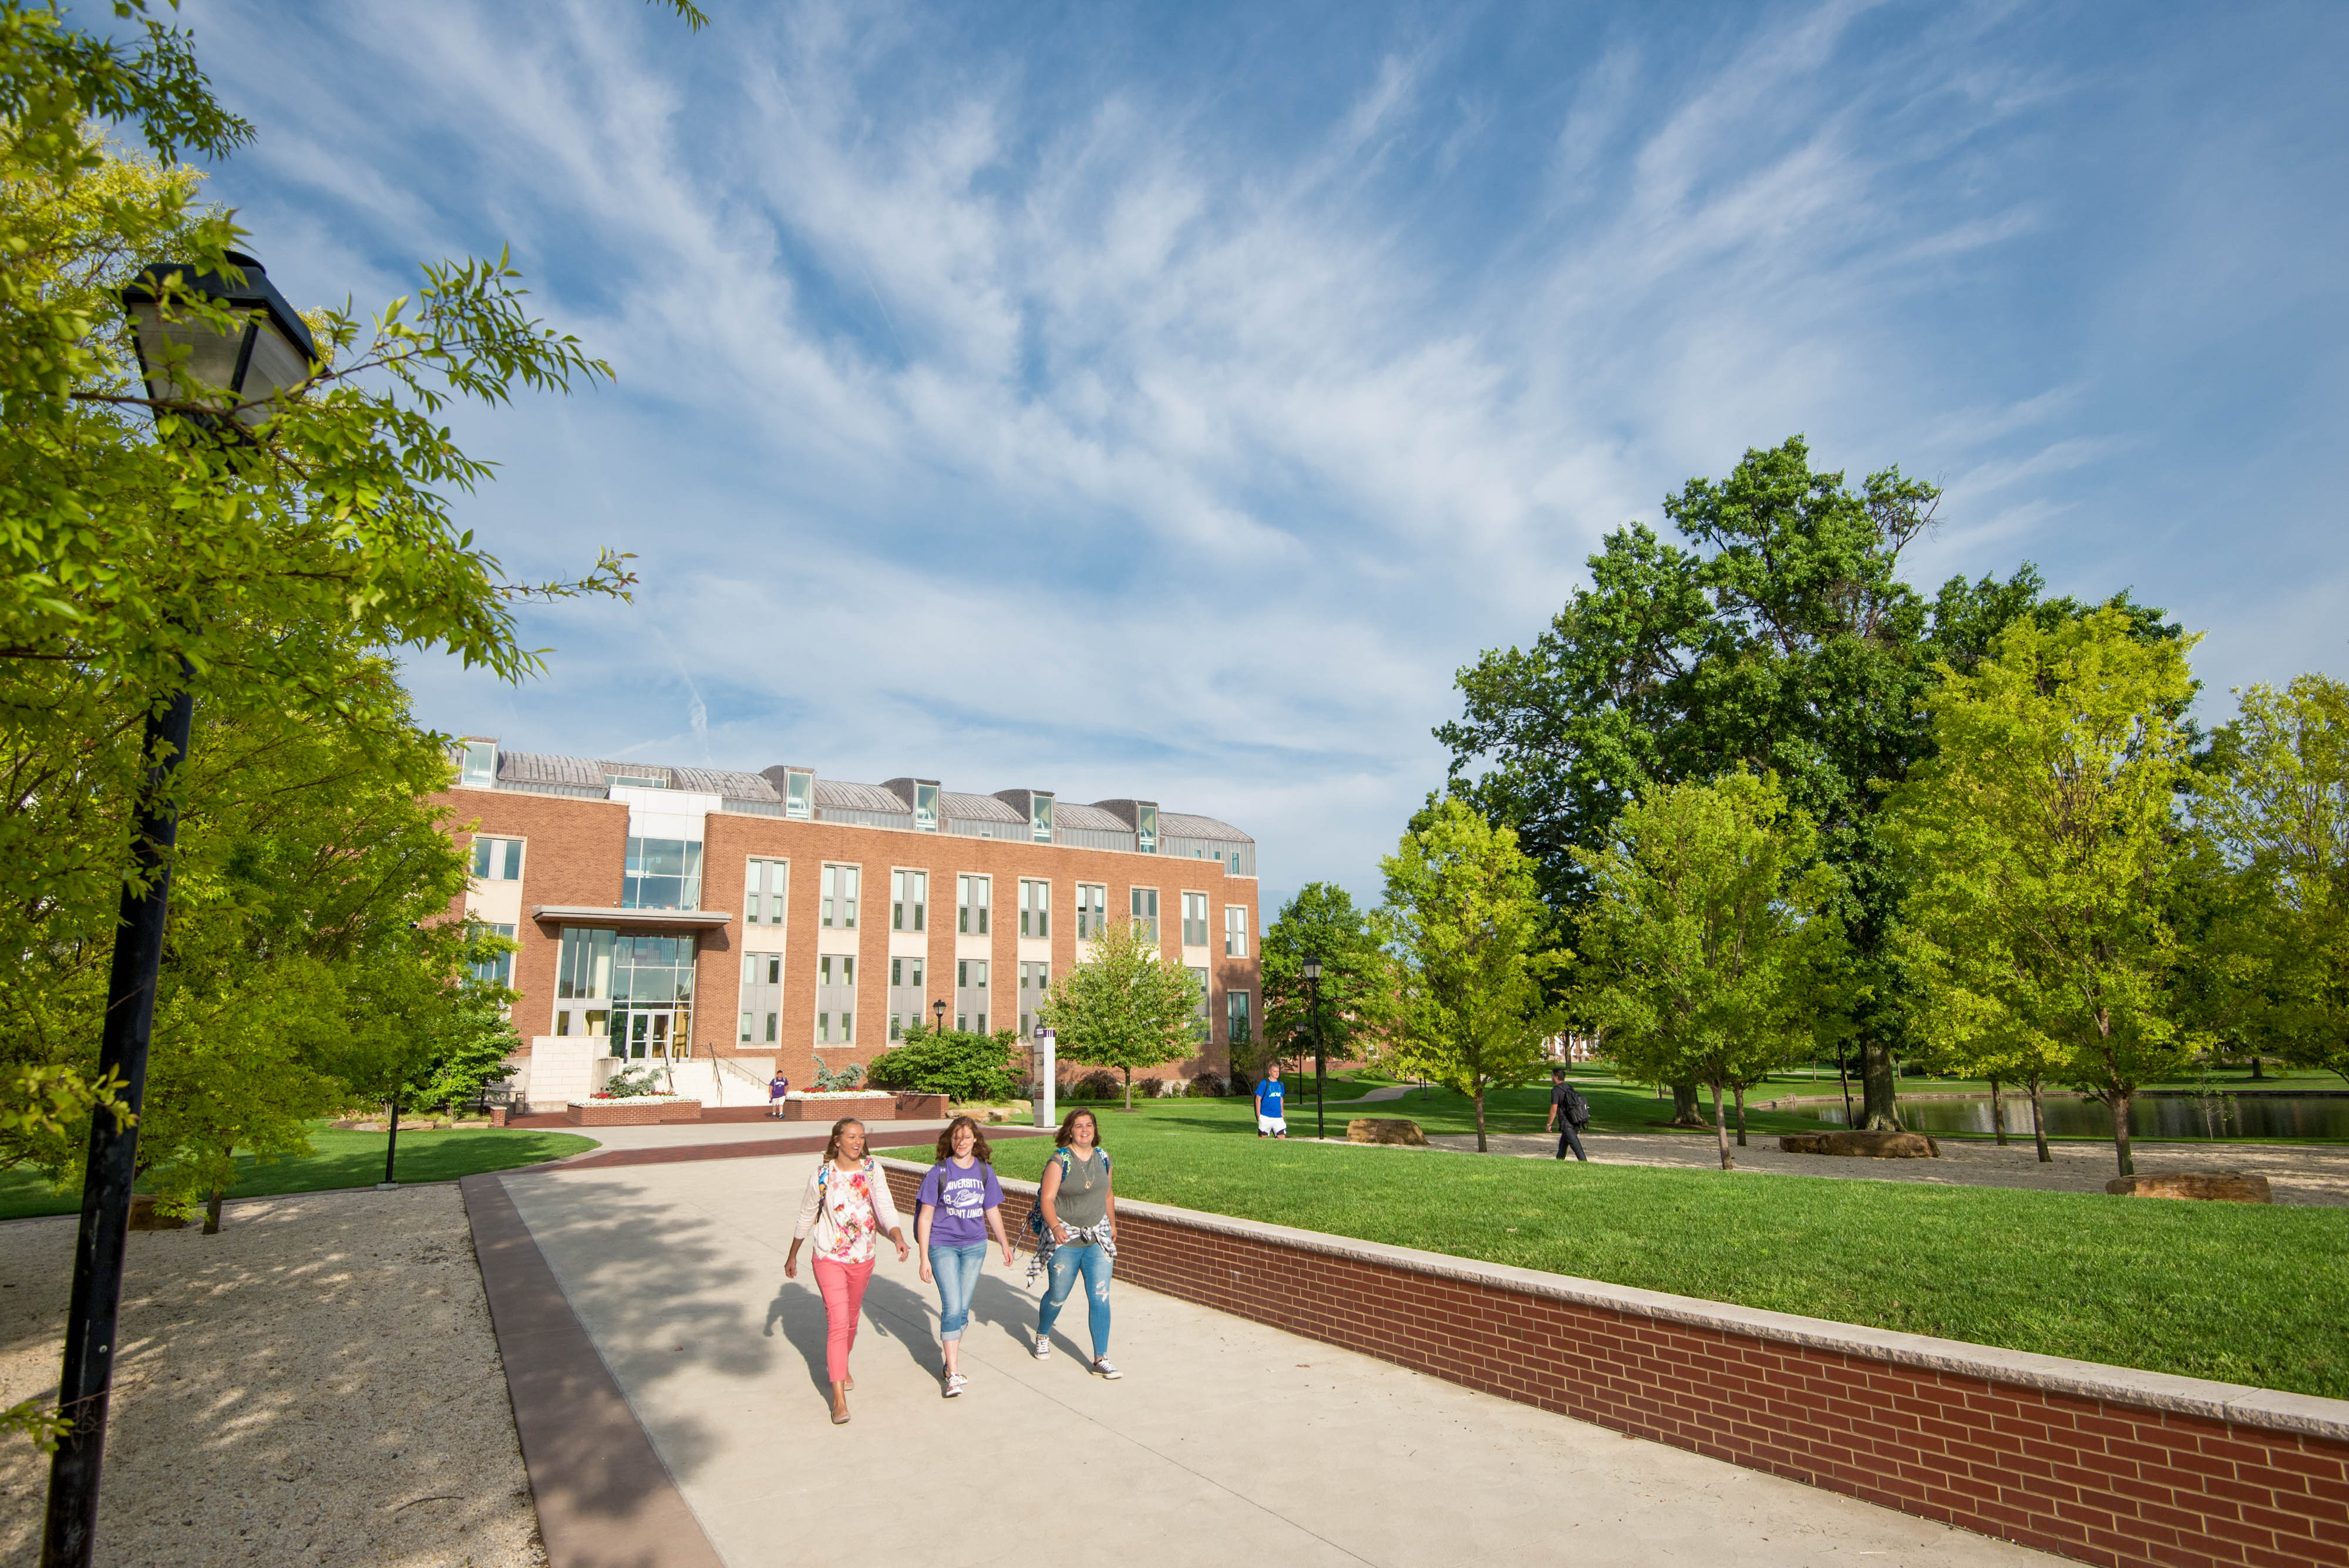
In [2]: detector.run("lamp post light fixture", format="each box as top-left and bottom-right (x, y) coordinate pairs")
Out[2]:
(933, 998), (948, 1039)
(43, 252), (319, 1568)
(1301, 955), (1326, 1140)
(1033, 1024), (1056, 1130)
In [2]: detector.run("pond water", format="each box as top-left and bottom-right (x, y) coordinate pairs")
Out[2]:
(1807, 1092), (2349, 1141)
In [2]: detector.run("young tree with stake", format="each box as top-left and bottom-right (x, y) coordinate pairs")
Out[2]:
(1042, 917), (1202, 1111)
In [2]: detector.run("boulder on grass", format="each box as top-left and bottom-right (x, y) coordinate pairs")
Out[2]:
(1347, 1118), (1428, 1146)
(2105, 1171), (2271, 1203)
(1779, 1129), (1941, 1159)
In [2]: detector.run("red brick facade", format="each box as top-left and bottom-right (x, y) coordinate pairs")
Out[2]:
(882, 1162), (2349, 1568)
(432, 787), (1260, 1088)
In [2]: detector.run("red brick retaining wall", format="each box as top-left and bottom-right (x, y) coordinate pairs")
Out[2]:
(883, 1162), (2349, 1568)
(563, 1099), (703, 1126)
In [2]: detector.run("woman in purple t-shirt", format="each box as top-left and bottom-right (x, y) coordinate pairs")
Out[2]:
(914, 1116), (1012, 1397)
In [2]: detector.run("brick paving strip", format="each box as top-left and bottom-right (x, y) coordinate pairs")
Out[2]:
(460, 1172), (728, 1568)
(546, 1124), (1046, 1172)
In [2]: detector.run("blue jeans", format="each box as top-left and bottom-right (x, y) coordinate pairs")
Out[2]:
(928, 1241), (987, 1341)
(1037, 1242), (1112, 1356)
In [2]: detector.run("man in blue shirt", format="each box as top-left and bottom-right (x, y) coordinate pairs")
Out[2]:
(1254, 1064), (1288, 1138)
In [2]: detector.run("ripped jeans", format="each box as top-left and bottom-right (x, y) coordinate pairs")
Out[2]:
(1036, 1241), (1112, 1357)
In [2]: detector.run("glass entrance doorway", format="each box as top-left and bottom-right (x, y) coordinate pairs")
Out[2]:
(603, 934), (698, 1059)
(615, 1007), (684, 1059)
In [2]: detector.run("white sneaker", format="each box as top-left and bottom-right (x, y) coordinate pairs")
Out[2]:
(1034, 1334), (1052, 1361)
(943, 1373), (965, 1398)
(1091, 1357), (1122, 1380)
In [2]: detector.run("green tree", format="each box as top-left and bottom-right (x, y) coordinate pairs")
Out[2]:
(1574, 770), (1841, 1170)
(1887, 608), (2202, 1176)
(2192, 675), (2349, 1084)
(1043, 917), (1202, 1112)
(1377, 799), (1559, 1152)
(1435, 436), (2179, 1130)
(1257, 881), (1392, 1078)
(866, 1025), (1022, 1102)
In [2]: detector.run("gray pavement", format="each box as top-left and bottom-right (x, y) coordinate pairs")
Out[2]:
(496, 1151), (2056, 1567)
(535, 1114), (1041, 1153)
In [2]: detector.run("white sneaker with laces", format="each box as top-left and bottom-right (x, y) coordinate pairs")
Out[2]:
(1091, 1357), (1122, 1380)
(943, 1373), (965, 1398)
(1034, 1334), (1052, 1361)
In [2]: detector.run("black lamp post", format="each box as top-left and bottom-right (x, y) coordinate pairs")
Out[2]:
(42, 253), (317, 1568)
(1303, 955), (1325, 1140)
(933, 998), (948, 1039)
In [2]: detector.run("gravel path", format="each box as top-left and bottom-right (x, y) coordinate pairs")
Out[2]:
(1422, 1126), (2349, 1204)
(0, 1186), (543, 1567)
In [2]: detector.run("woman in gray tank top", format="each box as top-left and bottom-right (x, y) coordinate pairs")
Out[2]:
(1035, 1108), (1120, 1378)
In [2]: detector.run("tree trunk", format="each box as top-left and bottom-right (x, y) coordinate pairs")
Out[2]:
(2250, 1055), (2263, 1080)
(1988, 1078), (2007, 1146)
(2111, 1088), (2135, 1177)
(1669, 1082), (1705, 1128)
(1733, 1084), (1748, 1147)
(202, 1188), (224, 1236)
(1123, 1068), (1134, 1113)
(1837, 1051), (1853, 1126)
(1711, 1081), (1733, 1170)
(1859, 1037), (1901, 1130)
(2028, 1078), (2051, 1163)
(1473, 1085), (1488, 1153)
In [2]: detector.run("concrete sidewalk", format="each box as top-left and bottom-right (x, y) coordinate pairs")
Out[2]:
(494, 1153), (2057, 1567)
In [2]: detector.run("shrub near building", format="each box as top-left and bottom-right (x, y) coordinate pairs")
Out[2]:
(863, 1026), (1022, 1103)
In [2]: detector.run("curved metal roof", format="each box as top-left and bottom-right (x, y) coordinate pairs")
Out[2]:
(1160, 810), (1252, 844)
(941, 790), (1023, 823)
(814, 778), (913, 815)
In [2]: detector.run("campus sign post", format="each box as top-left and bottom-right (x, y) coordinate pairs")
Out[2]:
(43, 253), (318, 1568)
(1034, 1025), (1056, 1129)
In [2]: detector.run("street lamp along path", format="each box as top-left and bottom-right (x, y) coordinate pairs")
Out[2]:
(42, 254), (321, 1568)
(1302, 955), (1325, 1140)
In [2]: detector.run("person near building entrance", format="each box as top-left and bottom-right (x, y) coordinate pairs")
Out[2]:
(1254, 1063), (1288, 1138)
(916, 1115), (1013, 1398)
(1034, 1109), (1119, 1379)
(767, 1069), (790, 1119)
(784, 1118), (908, 1424)
(1547, 1066), (1590, 1162)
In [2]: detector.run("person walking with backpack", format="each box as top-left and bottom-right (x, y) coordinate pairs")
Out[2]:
(1032, 1108), (1120, 1379)
(916, 1115), (1014, 1398)
(1254, 1062), (1288, 1138)
(1547, 1066), (1591, 1162)
(783, 1118), (909, 1424)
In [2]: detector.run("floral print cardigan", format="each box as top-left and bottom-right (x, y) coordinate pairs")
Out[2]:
(792, 1157), (904, 1264)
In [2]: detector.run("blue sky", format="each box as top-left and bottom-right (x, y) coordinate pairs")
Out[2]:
(177, 0), (2347, 916)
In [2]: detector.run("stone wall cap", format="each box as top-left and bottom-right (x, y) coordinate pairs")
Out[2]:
(877, 1156), (2349, 1444)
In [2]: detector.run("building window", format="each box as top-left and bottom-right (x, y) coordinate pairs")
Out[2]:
(822, 864), (859, 928)
(606, 933), (696, 1059)
(889, 955), (926, 1040)
(1189, 967), (1211, 1041)
(1137, 803), (1158, 854)
(1228, 989), (1251, 1048)
(460, 740), (496, 788)
(956, 958), (989, 1035)
(783, 769), (814, 819)
(1019, 879), (1049, 938)
(468, 923), (517, 987)
(893, 869), (927, 932)
(1130, 887), (1159, 944)
(1075, 883), (1107, 940)
(1019, 960), (1049, 1038)
(958, 874), (990, 936)
(607, 770), (664, 790)
(739, 952), (782, 1044)
(622, 837), (702, 910)
(1182, 891), (1209, 947)
(471, 836), (523, 881)
(911, 780), (939, 832)
(817, 953), (854, 1043)
(1225, 904), (1248, 957)
(1030, 793), (1054, 843)
(745, 858), (787, 926)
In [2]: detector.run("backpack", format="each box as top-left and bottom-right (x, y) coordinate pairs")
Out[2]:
(1026, 1147), (1110, 1237)
(1563, 1088), (1591, 1128)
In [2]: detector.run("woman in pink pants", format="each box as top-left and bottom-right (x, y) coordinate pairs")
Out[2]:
(783, 1118), (908, 1425)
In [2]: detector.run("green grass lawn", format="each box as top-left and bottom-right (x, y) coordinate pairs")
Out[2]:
(983, 1096), (2349, 1398)
(0, 1128), (598, 1223)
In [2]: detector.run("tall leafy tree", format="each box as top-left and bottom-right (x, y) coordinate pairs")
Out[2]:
(1043, 917), (1202, 1112)
(1887, 608), (2201, 1176)
(1377, 799), (1559, 1152)
(1257, 881), (1392, 1077)
(1574, 770), (1842, 1169)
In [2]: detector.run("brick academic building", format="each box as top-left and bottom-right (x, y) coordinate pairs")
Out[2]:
(434, 740), (1261, 1110)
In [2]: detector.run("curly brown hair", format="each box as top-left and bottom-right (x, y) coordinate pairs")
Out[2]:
(823, 1118), (867, 1164)
(932, 1114), (993, 1163)
(1054, 1108), (1102, 1150)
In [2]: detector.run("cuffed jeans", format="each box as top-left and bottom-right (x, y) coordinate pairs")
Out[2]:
(928, 1241), (987, 1340)
(1555, 1123), (1587, 1160)
(1037, 1241), (1112, 1356)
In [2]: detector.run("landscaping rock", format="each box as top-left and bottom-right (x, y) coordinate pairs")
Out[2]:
(2105, 1170), (2272, 1203)
(1778, 1130), (1942, 1159)
(1347, 1117), (1428, 1146)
